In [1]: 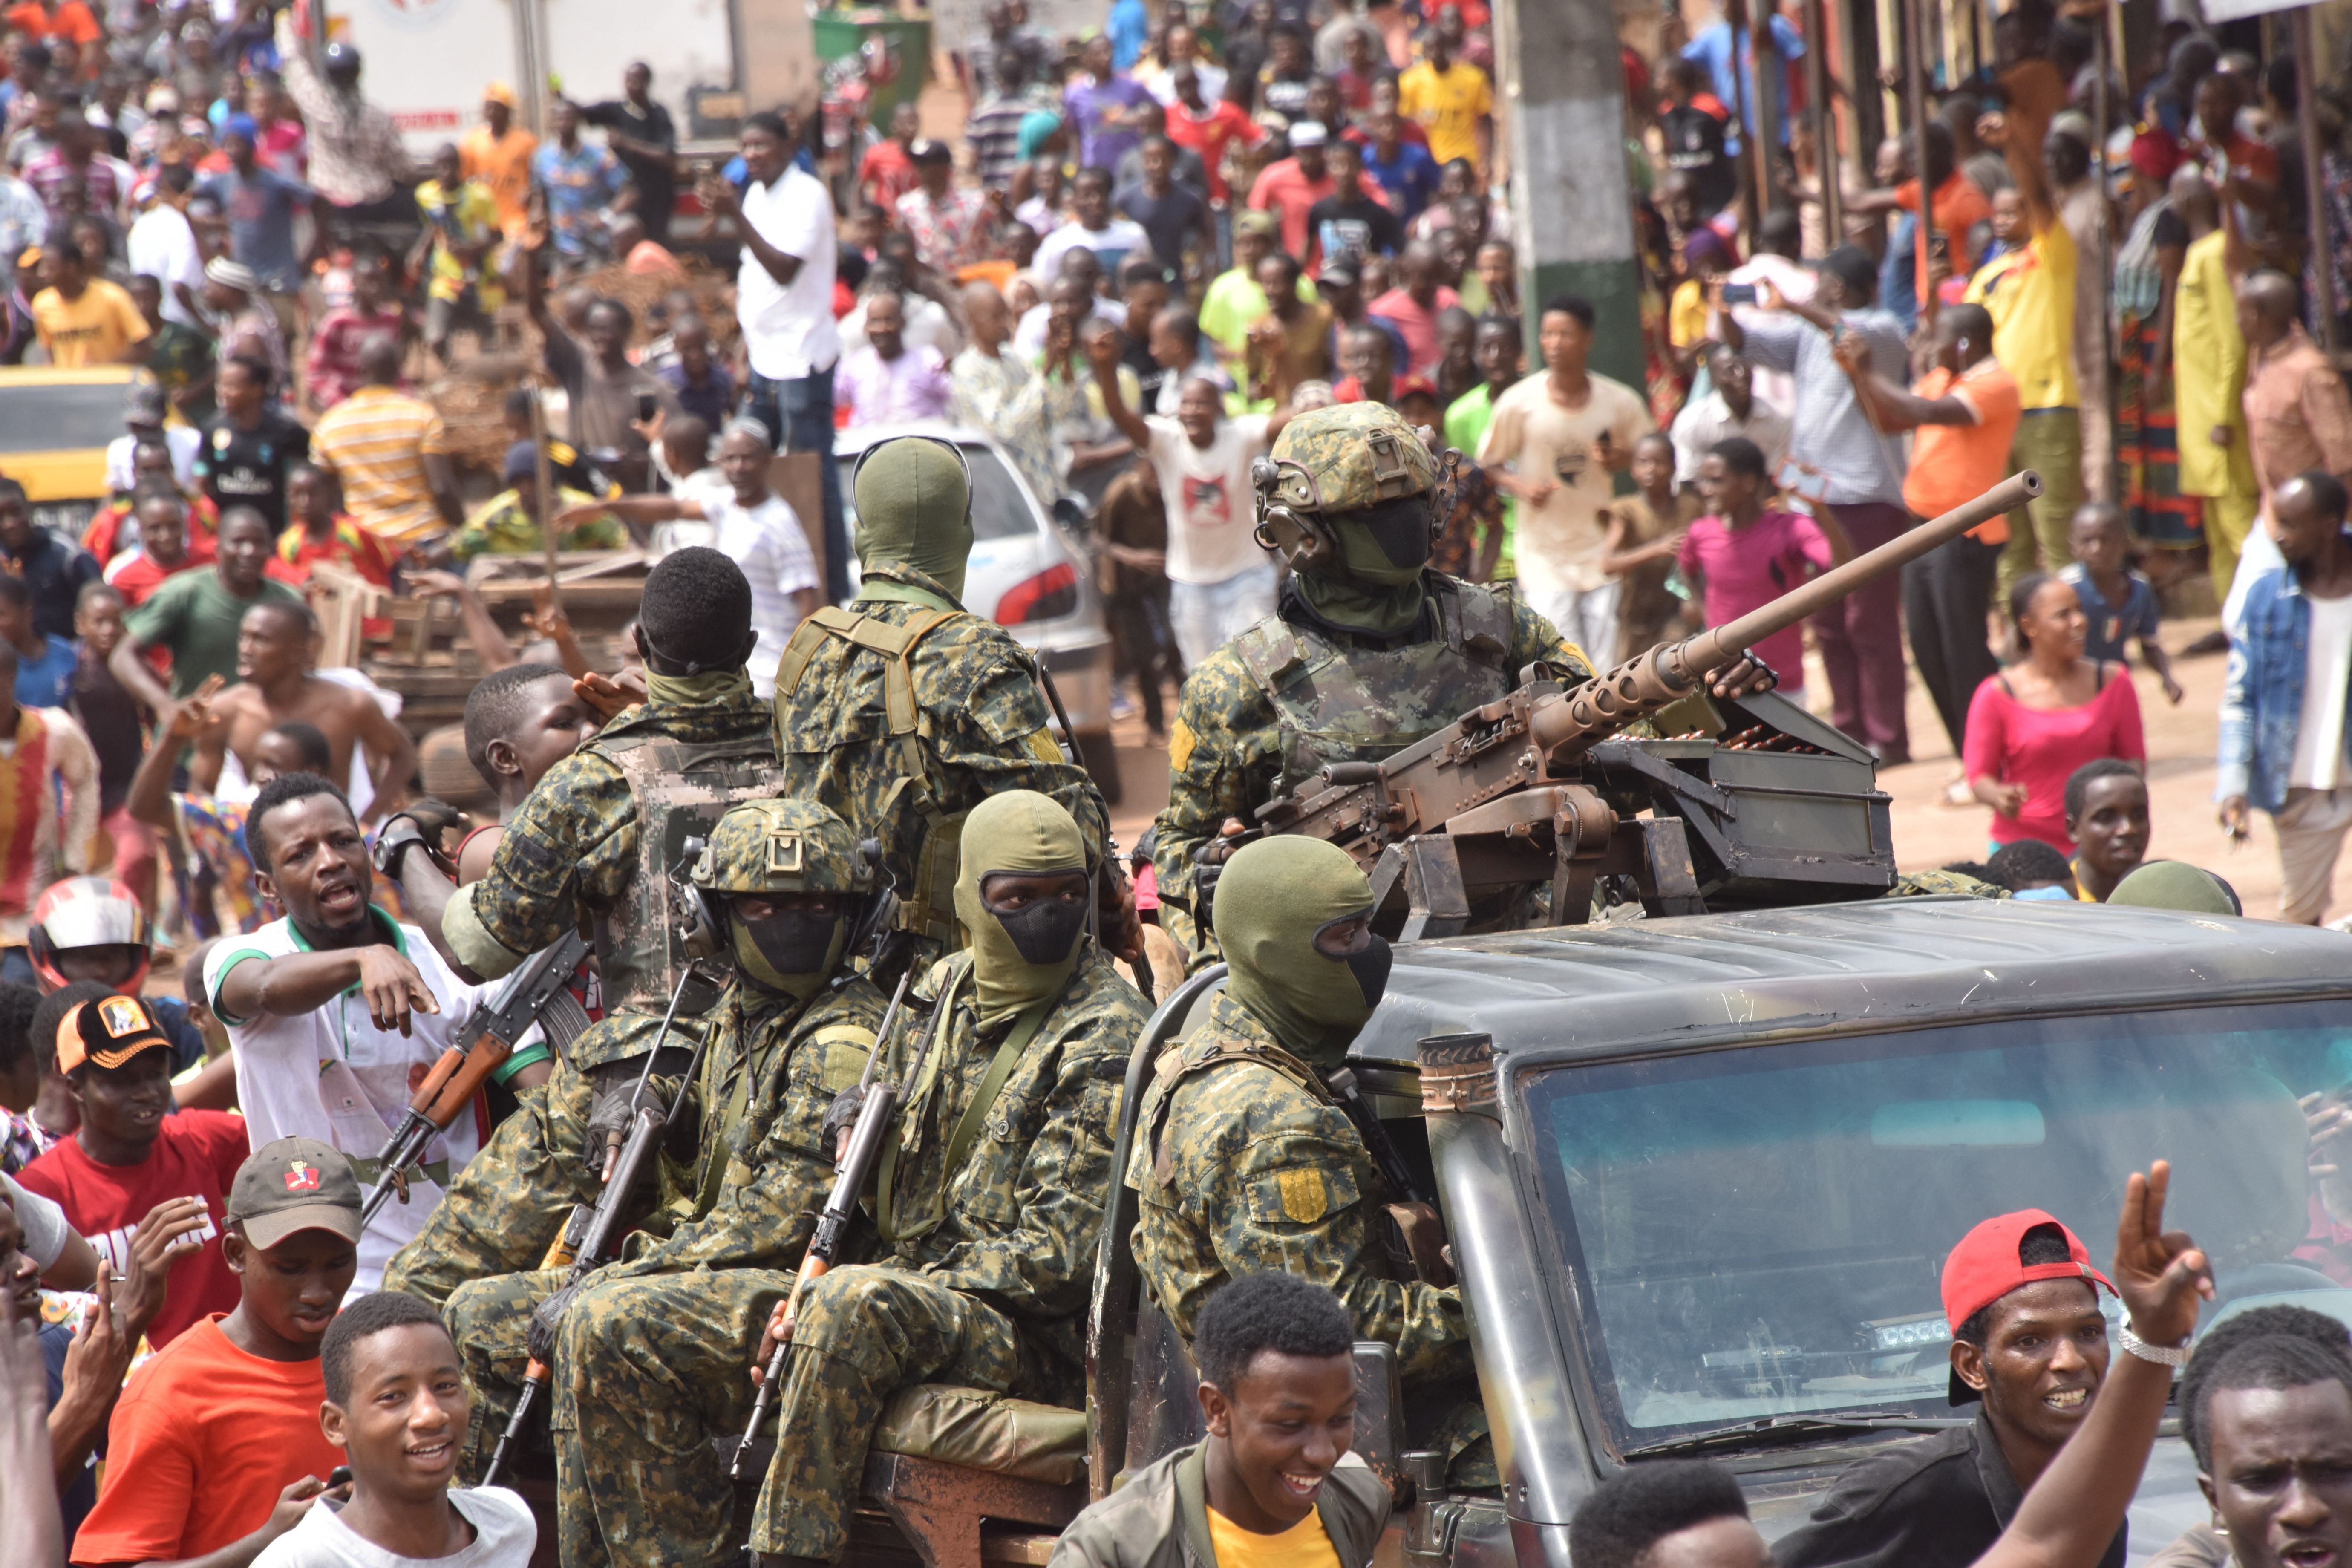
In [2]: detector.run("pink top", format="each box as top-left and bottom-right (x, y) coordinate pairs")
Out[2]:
(1675, 509), (1833, 692)
(1961, 664), (2146, 852)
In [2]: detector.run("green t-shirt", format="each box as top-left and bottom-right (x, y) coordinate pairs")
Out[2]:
(1446, 380), (1517, 578)
(1197, 269), (1321, 355)
(124, 568), (305, 698)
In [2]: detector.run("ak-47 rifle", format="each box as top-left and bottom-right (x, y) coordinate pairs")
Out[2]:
(731, 966), (937, 1477)
(479, 937), (726, 1487)
(1251, 471), (2043, 933)
(359, 931), (593, 1229)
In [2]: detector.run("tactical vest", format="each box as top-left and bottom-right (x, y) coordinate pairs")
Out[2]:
(591, 730), (778, 1020)
(773, 604), (974, 947)
(1231, 577), (1519, 794)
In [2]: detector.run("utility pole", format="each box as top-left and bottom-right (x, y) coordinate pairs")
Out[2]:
(1493, 0), (1645, 389)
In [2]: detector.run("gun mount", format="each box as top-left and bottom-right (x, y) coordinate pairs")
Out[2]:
(1253, 471), (2042, 937)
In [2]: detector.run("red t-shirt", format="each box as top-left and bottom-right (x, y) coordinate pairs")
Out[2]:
(1366, 284), (1459, 378)
(1962, 666), (2147, 853)
(3, 0), (100, 44)
(70, 1316), (343, 1567)
(17, 1110), (248, 1348)
(1247, 158), (1336, 261)
(101, 551), (208, 609)
(1167, 99), (1265, 204)
(1676, 509), (1836, 694)
(268, 516), (398, 637)
(859, 140), (918, 211)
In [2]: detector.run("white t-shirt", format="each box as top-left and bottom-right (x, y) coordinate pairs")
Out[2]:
(104, 424), (202, 493)
(1013, 297), (1125, 359)
(1145, 413), (1273, 586)
(2293, 591), (2352, 790)
(205, 914), (484, 1293)
(127, 203), (205, 326)
(736, 165), (841, 381)
(1478, 371), (1655, 598)
(710, 490), (821, 698)
(1032, 219), (1152, 284)
(250, 1487), (537, 1568)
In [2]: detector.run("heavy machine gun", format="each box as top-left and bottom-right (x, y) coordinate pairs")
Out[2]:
(1251, 472), (2041, 937)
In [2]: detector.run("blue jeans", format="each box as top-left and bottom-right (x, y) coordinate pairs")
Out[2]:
(748, 364), (850, 604)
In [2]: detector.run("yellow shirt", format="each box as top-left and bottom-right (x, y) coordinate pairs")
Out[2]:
(2170, 228), (2256, 499)
(1962, 218), (2078, 412)
(1398, 60), (1493, 171)
(1207, 1505), (1342, 1568)
(1669, 279), (1709, 349)
(31, 278), (149, 367)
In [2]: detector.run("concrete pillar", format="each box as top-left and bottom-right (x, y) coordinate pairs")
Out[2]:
(1493, 0), (1646, 389)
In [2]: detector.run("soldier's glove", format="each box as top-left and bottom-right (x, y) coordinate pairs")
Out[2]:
(581, 1052), (694, 1182)
(820, 1083), (866, 1167)
(528, 1280), (585, 1365)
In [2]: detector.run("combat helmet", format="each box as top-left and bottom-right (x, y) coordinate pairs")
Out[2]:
(1251, 402), (1452, 574)
(682, 800), (877, 995)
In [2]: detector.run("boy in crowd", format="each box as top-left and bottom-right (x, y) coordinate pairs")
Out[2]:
(1675, 438), (1850, 705)
(2061, 503), (2182, 704)
(252, 1291), (535, 1567)
(1051, 1272), (1388, 1568)
(1600, 430), (1700, 664)
(450, 661), (599, 884)
(2064, 760), (2150, 903)
(202, 774), (484, 1290)
(68, 1137), (358, 1568)
(0, 574), (78, 711)
(1985, 838), (2081, 900)
(0, 640), (102, 989)
(68, 584), (153, 916)
(16, 993), (243, 1347)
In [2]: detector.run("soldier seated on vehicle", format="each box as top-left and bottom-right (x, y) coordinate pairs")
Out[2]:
(712, 790), (1149, 1568)
(1049, 1271), (1390, 1568)
(1150, 400), (1604, 957)
(770, 435), (1130, 977)
(1130, 836), (1484, 1481)
(442, 800), (889, 1559)
(1775, 1211), (2126, 1568)
(378, 547), (779, 1310)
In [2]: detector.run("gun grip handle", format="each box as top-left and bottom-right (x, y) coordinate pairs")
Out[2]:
(424, 1037), (514, 1123)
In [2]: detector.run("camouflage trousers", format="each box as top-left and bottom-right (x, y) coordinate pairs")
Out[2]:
(443, 1265), (567, 1484)
(747, 1262), (1022, 1561)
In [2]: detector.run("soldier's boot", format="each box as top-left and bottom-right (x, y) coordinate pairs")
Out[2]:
(548, 1269), (790, 1568)
(444, 1266), (569, 1482)
(746, 1264), (1021, 1562)
(383, 1067), (600, 1306)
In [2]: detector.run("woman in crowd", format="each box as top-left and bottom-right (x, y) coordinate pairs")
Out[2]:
(1963, 571), (2148, 856)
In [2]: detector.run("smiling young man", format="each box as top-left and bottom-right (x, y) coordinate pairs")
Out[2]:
(1051, 1271), (1388, 1568)
(202, 774), (483, 1291)
(14, 994), (242, 1347)
(2062, 761), (2150, 903)
(69, 1136), (358, 1568)
(252, 1291), (535, 1567)
(1775, 1210), (2127, 1568)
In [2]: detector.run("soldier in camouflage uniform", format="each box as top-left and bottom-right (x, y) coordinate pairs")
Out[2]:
(441, 800), (888, 1531)
(1130, 834), (1490, 1480)
(381, 547), (781, 1308)
(1151, 403), (1599, 957)
(771, 435), (1115, 969)
(683, 790), (1148, 1567)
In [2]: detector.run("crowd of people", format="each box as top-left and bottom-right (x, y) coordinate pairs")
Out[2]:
(0, 0), (2348, 1563)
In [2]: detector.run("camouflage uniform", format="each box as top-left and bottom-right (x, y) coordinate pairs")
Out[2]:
(444, 975), (884, 1481)
(718, 943), (1147, 1562)
(1885, 870), (2012, 899)
(771, 561), (1110, 963)
(385, 682), (776, 1306)
(1151, 405), (1597, 956)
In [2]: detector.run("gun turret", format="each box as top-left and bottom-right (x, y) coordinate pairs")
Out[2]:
(1255, 472), (2041, 936)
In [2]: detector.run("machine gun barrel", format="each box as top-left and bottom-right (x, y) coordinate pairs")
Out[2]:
(1530, 470), (2042, 756)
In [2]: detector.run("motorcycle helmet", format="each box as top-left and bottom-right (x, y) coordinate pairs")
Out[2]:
(29, 877), (153, 994)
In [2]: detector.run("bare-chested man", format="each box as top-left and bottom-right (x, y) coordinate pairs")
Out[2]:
(189, 600), (418, 824)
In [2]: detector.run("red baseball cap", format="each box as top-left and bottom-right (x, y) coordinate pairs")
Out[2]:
(1940, 1209), (2115, 1404)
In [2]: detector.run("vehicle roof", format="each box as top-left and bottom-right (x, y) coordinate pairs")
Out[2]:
(830, 421), (999, 455)
(0, 366), (138, 388)
(1355, 897), (2352, 1068)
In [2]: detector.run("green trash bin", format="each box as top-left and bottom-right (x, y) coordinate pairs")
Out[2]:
(812, 11), (934, 124)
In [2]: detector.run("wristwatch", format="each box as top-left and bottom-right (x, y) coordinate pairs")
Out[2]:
(371, 815), (432, 883)
(2118, 1321), (2192, 1366)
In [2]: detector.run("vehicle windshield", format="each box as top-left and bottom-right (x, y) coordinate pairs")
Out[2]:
(1525, 999), (2352, 1455)
(836, 442), (1038, 543)
(0, 380), (129, 455)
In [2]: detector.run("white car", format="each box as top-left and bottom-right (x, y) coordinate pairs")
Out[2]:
(834, 422), (1123, 806)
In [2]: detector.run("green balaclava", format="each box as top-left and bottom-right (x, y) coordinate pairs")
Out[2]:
(954, 790), (1090, 1027)
(1212, 836), (1392, 1063)
(2104, 859), (2242, 916)
(692, 799), (871, 999)
(1263, 402), (1441, 638)
(853, 436), (975, 603)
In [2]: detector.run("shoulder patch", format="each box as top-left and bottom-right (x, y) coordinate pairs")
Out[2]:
(1167, 719), (1195, 773)
(1276, 1166), (1330, 1223)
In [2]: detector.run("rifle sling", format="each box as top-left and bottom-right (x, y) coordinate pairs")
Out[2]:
(875, 970), (1053, 1245)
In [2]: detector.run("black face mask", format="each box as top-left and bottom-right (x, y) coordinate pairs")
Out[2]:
(988, 891), (1088, 966)
(1343, 932), (1393, 1012)
(1358, 503), (1434, 570)
(739, 908), (845, 987)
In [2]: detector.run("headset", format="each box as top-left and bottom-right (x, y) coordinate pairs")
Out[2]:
(1249, 427), (1460, 572)
(674, 835), (890, 963)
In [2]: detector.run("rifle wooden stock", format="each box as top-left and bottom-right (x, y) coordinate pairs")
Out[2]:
(1532, 470), (2042, 755)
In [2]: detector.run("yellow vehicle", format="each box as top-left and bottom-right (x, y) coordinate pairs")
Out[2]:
(0, 365), (137, 538)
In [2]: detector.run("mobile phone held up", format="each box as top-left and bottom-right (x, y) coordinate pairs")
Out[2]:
(636, 392), (658, 423)
(1719, 283), (1759, 306)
